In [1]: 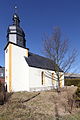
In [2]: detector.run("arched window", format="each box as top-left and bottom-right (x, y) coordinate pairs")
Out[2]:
(52, 73), (54, 85)
(41, 71), (45, 85)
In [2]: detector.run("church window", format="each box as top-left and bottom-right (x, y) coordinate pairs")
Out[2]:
(0, 73), (3, 77)
(52, 73), (54, 85)
(41, 71), (45, 85)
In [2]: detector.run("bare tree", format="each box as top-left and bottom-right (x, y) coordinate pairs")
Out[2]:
(43, 27), (77, 91)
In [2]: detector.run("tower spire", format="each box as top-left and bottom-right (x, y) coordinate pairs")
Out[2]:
(7, 8), (26, 48)
(13, 6), (20, 26)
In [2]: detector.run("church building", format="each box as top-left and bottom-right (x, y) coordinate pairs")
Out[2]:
(4, 13), (64, 92)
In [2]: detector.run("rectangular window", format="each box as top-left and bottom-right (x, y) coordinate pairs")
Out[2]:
(0, 73), (3, 77)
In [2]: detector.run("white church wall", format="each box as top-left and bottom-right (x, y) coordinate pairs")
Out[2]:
(29, 67), (64, 91)
(29, 67), (55, 91)
(12, 44), (29, 92)
(5, 43), (29, 92)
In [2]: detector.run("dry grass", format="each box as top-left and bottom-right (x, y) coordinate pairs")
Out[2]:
(0, 86), (80, 120)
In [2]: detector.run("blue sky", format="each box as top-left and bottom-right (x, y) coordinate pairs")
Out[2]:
(0, 0), (80, 72)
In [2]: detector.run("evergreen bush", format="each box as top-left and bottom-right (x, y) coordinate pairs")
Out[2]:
(65, 79), (80, 86)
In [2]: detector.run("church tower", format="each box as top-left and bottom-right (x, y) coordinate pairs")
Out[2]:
(5, 13), (29, 92)
(7, 13), (26, 48)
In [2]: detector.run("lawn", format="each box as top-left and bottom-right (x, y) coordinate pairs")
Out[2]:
(0, 86), (80, 120)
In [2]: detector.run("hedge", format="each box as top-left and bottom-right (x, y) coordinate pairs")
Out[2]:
(64, 79), (80, 86)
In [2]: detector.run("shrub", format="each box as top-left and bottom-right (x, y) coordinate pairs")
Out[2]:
(0, 82), (6, 105)
(75, 83), (80, 99)
(74, 83), (80, 107)
(65, 79), (80, 86)
(0, 81), (2, 92)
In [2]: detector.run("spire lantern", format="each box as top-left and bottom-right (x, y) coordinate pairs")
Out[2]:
(13, 13), (20, 26)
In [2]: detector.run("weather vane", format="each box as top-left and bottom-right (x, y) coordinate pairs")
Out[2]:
(14, 5), (18, 14)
